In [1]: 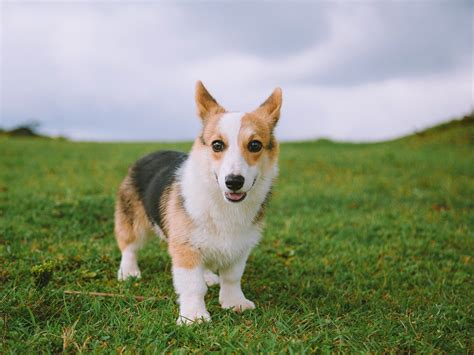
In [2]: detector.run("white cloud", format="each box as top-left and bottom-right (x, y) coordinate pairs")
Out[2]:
(278, 68), (472, 142)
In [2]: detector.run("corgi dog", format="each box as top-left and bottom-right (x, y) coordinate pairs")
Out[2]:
(114, 81), (282, 324)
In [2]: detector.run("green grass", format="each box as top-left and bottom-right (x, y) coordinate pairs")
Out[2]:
(1, 119), (473, 352)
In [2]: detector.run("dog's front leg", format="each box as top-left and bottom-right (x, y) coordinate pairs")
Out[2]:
(219, 253), (255, 312)
(173, 264), (210, 325)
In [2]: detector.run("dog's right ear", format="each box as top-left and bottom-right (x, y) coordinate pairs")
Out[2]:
(252, 87), (282, 129)
(195, 81), (226, 122)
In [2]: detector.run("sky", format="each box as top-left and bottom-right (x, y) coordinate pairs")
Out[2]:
(1, 0), (472, 142)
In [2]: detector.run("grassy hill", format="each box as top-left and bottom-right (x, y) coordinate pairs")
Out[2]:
(395, 112), (473, 146)
(0, 117), (472, 352)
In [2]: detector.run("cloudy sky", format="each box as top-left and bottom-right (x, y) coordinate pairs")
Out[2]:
(1, 0), (472, 141)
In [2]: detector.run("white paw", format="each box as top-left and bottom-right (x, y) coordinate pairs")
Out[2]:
(220, 297), (255, 313)
(176, 310), (211, 325)
(117, 266), (141, 281)
(203, 270), (219, 287)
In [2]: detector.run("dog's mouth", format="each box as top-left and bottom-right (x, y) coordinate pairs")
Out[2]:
(224, 192), (247, 203)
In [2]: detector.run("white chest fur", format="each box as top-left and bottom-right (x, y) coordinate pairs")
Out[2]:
(192, 224), (261, 270)
(179, 154), (276, 269)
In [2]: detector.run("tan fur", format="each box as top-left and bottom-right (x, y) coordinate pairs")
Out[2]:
(197, 107), (227, 174)
(195, 81), (226, 122)
(253, 192), (271, 225)
(114, 175), (152, 251)
(163, 183), (201, 269)
(239, 112), (279, 167)
(115, 175), (200, 269)
(200, 113), (226, 147)
(252, 87), (283, 127)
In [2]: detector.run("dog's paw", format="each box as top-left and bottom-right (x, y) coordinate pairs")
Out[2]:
(117, 266), (141, 281)
(220, 297), (255, 313)
(176, 310), (211, 325)
(203, 270), (219, 287)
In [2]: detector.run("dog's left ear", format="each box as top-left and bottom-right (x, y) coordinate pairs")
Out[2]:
(252, 87), (283, 128)
(195, 80), (226, 122)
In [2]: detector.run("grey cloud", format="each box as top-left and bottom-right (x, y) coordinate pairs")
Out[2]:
(299, 1), (472, 86)
(175, 2), (471, 87)
(176, 2), (331, 58)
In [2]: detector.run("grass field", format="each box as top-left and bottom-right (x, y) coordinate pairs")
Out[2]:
(1, 117), (473, 352)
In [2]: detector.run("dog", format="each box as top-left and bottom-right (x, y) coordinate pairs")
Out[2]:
(114, 81), (282, 324)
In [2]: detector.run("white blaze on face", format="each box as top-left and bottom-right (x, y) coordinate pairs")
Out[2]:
(217, 112), (258, 195)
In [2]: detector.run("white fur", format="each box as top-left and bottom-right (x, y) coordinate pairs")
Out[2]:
(117, 217), (151, 280)
(219, 252), (255, 311)
(204, 269), (220, 286)
(216, 112), (259, 195)
(173, 266), (210, 324)
(170, 112), (277, 323)
(117, 243), (141, 280)
(179, 139), (276, 269)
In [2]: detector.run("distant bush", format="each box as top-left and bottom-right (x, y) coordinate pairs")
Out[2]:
(8, 126), (41, 137)
(0, 121), (67, 140)
(0, 121), (43, 137)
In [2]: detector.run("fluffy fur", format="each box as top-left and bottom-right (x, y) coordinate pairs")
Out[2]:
(115, 81), (282, 324)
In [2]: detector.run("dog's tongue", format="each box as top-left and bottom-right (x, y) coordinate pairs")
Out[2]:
(227, 192), (245, 201)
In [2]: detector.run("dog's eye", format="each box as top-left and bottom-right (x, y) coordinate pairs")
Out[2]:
(212, 140), (225, 152)
(248, 140), (263, 153)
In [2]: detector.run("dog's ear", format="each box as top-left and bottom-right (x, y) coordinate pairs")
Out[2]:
(252, 87), (282, 128)
(195, 81), (225, 122)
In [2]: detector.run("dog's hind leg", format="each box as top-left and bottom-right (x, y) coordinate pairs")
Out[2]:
(115, 176), (150, 281)
(117, 240), (142, 280)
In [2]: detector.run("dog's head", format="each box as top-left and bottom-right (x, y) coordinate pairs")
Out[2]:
(194, 81), (282, 204)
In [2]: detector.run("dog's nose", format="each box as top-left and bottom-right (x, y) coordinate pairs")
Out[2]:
(225, 174), (245, 191)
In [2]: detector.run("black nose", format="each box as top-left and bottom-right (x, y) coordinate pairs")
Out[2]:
(225, 174), (245, 191)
